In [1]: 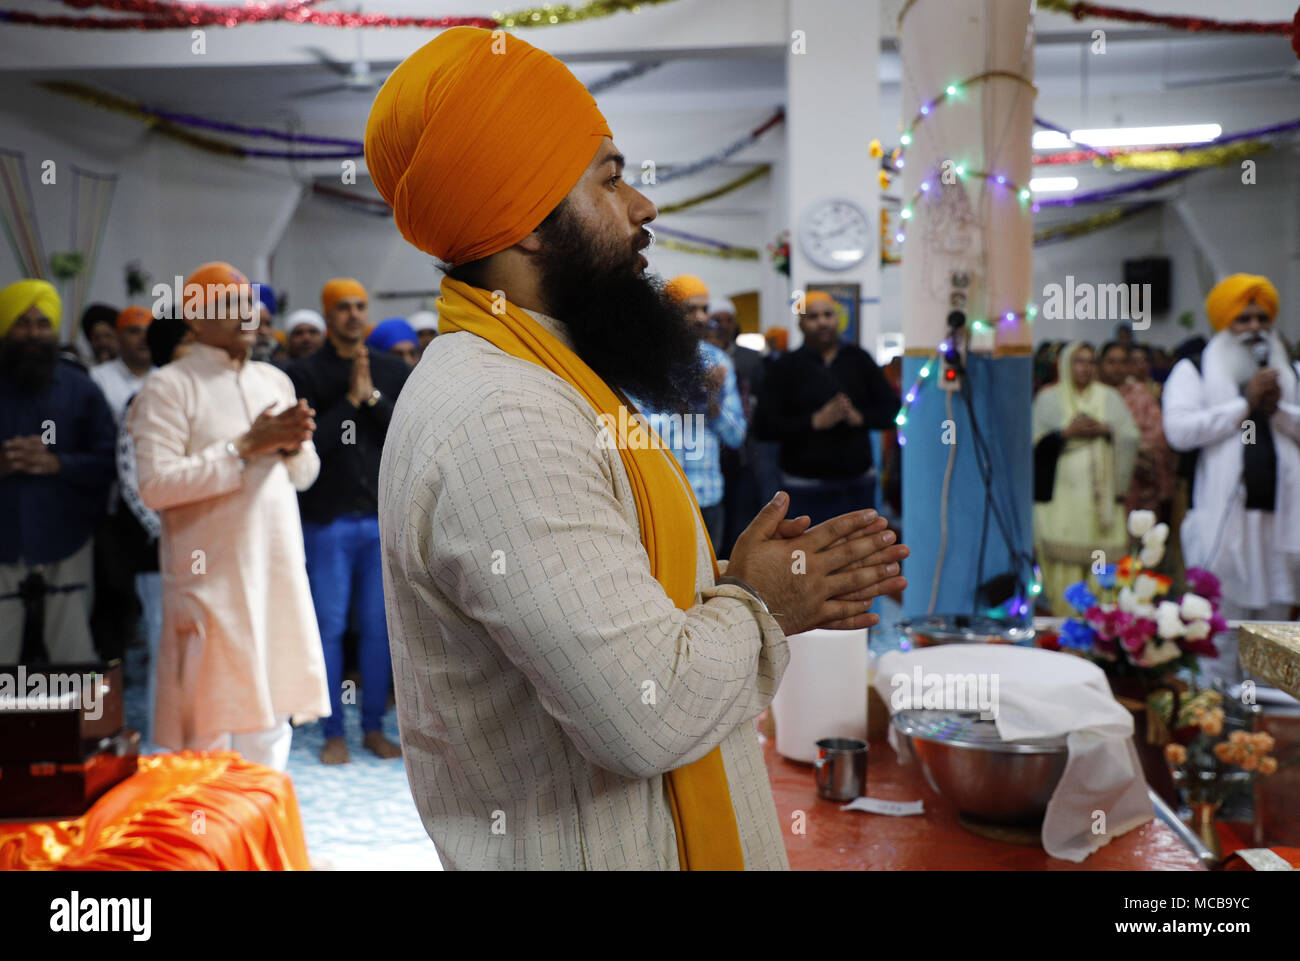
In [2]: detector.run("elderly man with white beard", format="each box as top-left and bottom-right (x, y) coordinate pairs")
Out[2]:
(1163, 274), (1300, 687)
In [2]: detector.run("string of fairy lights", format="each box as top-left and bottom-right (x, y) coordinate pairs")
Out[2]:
(885, 69), (1045, 605)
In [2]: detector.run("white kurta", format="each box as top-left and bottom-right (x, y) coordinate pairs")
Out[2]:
(379, 309), (791, 871)
(91, 358), (154, 425)
(1163, 334), (1300, 608)
(126, 343), (330, 748)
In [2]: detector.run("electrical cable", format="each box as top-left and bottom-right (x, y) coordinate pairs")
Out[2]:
(928, 389), (959, 616)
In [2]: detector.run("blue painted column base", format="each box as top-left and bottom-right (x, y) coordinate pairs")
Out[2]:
(899, 354), (1034, 619)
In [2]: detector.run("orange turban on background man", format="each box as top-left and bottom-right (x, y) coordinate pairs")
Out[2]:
(321, 278), (367, 316)
(183, 262), (249, 317)
(1205, 273), (1279, 333)
(364, 26), (612, 266)
(116, 305), (153, 331)
(665, 275), (709, 302)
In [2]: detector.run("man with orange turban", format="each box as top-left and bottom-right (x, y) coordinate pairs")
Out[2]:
(287, 278), (409, 764)
(127, 262), (329, 768)
(90, 306), (156, 425)
(756, 291), (901, 527)
(629, 274), (746, 551)
(365, 27), (908, 870)
(1164, 273), (1300, 685)
(0, 279), (116, 664)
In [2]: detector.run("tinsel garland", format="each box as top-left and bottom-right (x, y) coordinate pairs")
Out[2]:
(654, 236), (758, 260)
(1031, 114), (1300, 167)
(2, 0), (674, 31)
(1110, 139), (1268, 171)
(1037, 0), (1295, 36)
(640, 109), (784, 185)
(1033, 200), (1161, 245)
(653, 166), (769, 215)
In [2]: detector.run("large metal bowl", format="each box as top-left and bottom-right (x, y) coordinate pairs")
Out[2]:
(892, 710), (1068, 824)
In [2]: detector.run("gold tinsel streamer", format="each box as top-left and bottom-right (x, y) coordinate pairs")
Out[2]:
(1033, 202), (1157, 244)
(653, 166), (770, 215)
(40, 82), (247, 158)
(1106, 139), (1269, 171)
(655, 237), (758, 260)
(496, 0), (677, 29)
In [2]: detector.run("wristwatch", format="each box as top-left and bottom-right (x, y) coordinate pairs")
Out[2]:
(364, 388), (382, 408)
(225, 440), (246, 469)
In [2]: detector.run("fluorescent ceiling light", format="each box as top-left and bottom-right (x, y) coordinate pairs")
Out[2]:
(1033, 124), (1221, 150)
(1030, 176), (1079, 193)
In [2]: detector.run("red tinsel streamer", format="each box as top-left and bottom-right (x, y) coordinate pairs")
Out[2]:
(1293, 6), (1300, 58)
(1048, 0), (1294, 35)
(2, 1), (498, 29)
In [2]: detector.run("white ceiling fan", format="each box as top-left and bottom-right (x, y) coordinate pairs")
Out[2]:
(293, 11), (388, 98)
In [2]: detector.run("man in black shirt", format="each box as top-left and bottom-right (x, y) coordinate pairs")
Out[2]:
(756, 291), (899, 526)
(288, 278), (409, 764)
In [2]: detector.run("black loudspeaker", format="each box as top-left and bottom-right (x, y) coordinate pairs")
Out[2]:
(1124, 257), (1171, 315)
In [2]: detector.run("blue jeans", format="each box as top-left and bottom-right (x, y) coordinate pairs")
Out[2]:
(302, 514), (391, 739)
(781, 471), (875, 528)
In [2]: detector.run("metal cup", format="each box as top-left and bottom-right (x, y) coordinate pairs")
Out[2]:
(814, 737), (869, 802)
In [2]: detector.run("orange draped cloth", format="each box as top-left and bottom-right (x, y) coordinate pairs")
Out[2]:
(0, 752), (311, 871)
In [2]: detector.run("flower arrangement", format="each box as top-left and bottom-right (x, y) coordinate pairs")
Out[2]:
(767, 230), (790, 277)
(1057, 509), (1226, 683)
(49, 251), (84, 281)
(1164, 692), (1277, 802)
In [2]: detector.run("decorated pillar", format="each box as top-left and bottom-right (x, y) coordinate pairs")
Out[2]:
(896, 0), (1039, 618)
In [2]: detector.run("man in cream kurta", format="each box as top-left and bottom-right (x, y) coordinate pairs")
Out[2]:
(381, 308), (791, 870)
(128, 266), (330, 768)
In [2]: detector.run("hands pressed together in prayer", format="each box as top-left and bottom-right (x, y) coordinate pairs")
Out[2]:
(725, 492), (909, 636)
(0, 436), (60, 476)
(1063, 413), (1110, 439)
(346, 345), (376, 407)
(811, 392), (864, 430)
(236, 399), (316, 459)
(1245, 368), (1282, 415)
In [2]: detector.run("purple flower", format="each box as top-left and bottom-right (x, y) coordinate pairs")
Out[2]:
(1184, 567), (1222, 604)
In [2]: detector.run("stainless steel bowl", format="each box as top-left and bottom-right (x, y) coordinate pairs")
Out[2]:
(892, 710), (1068, 824)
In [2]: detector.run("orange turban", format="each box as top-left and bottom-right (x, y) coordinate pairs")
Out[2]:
(803, 290), (835, 311)
(665, 275), (709, 302)
(183, 262), (250, 319)
(765, 328), (788, 352)
(1205, 274), (1279, 332)
(116, 305), (153, 331)
(364, 27), (612, 266)
(322, 278), (367, 316)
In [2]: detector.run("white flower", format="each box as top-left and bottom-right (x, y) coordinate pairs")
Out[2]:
(1180, 593), (1212, 622)
(1138, 541), (1165, 568)
(1117, 586), (1138, 614)
(1142, 523), (1170, 546)
(1128, 510), (1156, 538)
(1134, 574), (1160, 602)
(1134, 602), (1157, 621)
(1100, 602), (1117, 613)
(1183, 619), (1211, 641)
(1156, 601), (1185, 639)
(1140, 638), (1183, 668)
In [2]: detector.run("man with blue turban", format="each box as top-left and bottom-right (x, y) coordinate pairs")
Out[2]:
(366, 317), (420, 367)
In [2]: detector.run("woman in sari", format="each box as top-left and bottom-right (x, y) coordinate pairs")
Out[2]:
(1033, 341), (1139, 614)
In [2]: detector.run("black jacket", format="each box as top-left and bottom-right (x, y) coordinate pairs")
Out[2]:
(287, 340), (410, 523)
(755, 342), (899, 479)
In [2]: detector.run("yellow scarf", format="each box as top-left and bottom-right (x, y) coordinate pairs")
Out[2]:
(435, 277), (745, 870)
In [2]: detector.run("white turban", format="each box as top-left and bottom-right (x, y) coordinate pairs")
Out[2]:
(409, 309), (439, 333)
(286, 308), (326, 334)
(708, 297), (737, 318)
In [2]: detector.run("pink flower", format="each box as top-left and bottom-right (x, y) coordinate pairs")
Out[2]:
(1119, 617), (1156, 654)
(1085, 605), (1130, 641)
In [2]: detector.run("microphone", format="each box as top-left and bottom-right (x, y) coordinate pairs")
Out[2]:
(1250, 338), (1270, 369)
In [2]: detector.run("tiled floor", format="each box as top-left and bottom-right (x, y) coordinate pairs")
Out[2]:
(121, 594), (906, 872)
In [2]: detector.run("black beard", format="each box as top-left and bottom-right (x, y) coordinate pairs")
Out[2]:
(0, 338), (59, 393)
(533, 207), (706, 416)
